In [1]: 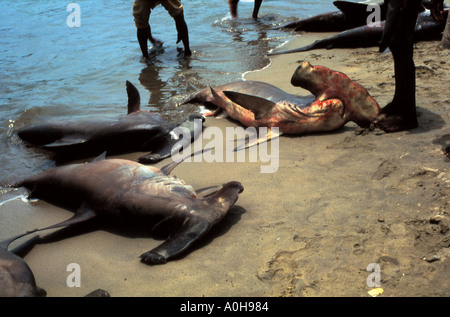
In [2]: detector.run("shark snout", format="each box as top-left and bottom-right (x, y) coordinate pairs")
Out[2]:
(290, 61), (313, 87)
(226, 181), (244, 194)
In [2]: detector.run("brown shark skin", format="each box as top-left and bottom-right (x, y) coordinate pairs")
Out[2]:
(184, 62), (379, 134)
(0, 233), (46, 297)
(13, 158), (243, 265)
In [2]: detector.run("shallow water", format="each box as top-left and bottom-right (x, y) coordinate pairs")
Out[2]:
(0, 0), (336, 188)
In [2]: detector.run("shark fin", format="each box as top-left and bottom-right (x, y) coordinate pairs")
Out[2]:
(126, 80), (141, 114)
(222, 90), (276, 120)
(203, 108), (222, 117)
(195, 185), (222, 198)
(287, 104), (327, 117)
(234, 128), (282, 151)
(91, 151), (107, 162)
(267, 44), (313, 56)
(209, 86), (228, 107)
(207, 87), (229, 118)
(5, 204), (98, 246)
(34, 203), (97, 233)
(0, 229), (39, 251)
(333, 1), (386, 20)
(43, 135), (89, 148)
(215, 110), (229, 118)
(160, 147), (214, 175)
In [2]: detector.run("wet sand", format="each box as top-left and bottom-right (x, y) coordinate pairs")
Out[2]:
(1, 33), (450, 297)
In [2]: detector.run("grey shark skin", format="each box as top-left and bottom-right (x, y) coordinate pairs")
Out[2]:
(270, 10), (447, 55)
(12, 153), (244, 265)
(280, 1), (386, 32)
(17, 81), (204, 164)
(279, 0), (442, 32)
(184, 80), (316, 114)
(0, 231), (46, 297)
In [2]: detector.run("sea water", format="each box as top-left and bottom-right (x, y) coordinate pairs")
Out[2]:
(0, 0), (336, 189)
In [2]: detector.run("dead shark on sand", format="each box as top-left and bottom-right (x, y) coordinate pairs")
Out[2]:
(270, 9), (448, 55)
(183, 61), (380, 149)
(10, 150), (244, 265)
(16, 81), (204, 164)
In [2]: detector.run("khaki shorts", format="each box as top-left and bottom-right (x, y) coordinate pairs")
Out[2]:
(133, 0), (184, 28)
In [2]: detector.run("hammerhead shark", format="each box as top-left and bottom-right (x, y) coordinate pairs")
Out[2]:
(183, 61), (379, 149)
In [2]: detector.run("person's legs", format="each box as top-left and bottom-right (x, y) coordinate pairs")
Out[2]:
(161, 0), (191, 56)
(228, 0), (239, 18)
(133, 0), (162, 58)
(136, 27), (151, 58)
(252, 0), (263, 19)
(442, 11), (450, 48)
(229, 0), (262, 19)
(376, 0), (421, 132)
(173, 11), (191, 56)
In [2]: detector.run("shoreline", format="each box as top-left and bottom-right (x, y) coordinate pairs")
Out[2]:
(1, 33), (450, 297)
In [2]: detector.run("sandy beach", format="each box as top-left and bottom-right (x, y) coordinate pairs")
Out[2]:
(1, 32), (449, 297)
